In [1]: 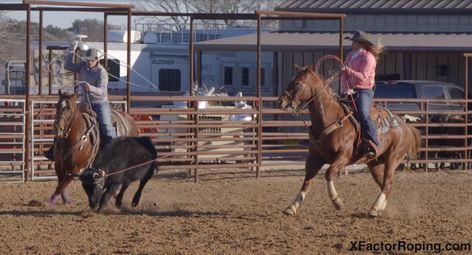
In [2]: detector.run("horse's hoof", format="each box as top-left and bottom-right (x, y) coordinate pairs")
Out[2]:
(283, 205), (297, 216)
(46, 196), (58, 206)
(332, 197), (344, 210)
(368, 209), (379, 217)
(63, 200), (74, 205)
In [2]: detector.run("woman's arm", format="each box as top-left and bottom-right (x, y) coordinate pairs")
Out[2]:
(344, 53), (376, 83)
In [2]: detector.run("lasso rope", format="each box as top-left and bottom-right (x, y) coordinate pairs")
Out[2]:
(314, 55), (344, 74)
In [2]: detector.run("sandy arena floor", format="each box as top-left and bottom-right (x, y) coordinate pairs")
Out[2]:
(0, 168), (471, 254)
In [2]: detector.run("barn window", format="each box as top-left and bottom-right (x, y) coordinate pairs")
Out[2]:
(261, 67), (265, 87)
(241, 67), (250, 86)
(159, 69), (181, 91)
(224, 66), (233, 85)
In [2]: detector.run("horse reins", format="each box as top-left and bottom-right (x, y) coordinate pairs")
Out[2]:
(291, 55), (360, 144)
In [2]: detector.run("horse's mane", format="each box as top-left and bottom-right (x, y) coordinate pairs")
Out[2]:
(59, 92), (95, 117)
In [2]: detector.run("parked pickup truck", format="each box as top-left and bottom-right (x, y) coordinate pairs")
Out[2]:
(374, 80), (467, 170)
(374, 80), (465, 122)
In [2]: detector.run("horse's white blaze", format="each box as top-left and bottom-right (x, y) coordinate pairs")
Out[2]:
(373, 192), (387, 211)
(327, 180), (338, 200)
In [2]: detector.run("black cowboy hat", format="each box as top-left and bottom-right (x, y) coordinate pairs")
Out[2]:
(83, 48), (99, 61)
(344, 31), (374, 46)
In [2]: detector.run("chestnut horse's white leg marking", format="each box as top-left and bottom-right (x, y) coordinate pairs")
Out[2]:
(328, 180), (344, 210)
(284, 191), (307, 215)
(369, 192), (387, 217)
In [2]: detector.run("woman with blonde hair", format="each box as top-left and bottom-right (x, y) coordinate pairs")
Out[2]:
(341, 31), (385, 158)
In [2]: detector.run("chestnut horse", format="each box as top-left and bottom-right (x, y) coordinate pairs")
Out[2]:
(278, 66), (421, 217)
(48, 91), (139, 204)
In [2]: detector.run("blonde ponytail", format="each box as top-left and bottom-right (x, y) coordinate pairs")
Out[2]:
(366, 38), (385, 61)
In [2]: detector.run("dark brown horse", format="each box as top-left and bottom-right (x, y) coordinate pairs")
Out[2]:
(48, 91), (139, 204)
(278, 66), (421, 217)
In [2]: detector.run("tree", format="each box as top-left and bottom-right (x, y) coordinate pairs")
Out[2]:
(45, 25), (70, 40)
(68, 19), (120, 42)
(135, 0), (284, 30)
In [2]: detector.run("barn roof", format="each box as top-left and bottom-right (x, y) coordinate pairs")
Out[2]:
(277, 0), (472, 13)
(195, 32), (472, 52)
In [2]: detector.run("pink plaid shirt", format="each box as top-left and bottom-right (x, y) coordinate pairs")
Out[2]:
(341, 49), (376, 91)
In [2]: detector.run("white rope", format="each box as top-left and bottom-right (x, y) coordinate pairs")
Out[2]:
(97, 50), (160, 90)
(45, 48), (163, 92)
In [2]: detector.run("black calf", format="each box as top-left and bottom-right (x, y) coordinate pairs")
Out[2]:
(78, 136), (157, 213)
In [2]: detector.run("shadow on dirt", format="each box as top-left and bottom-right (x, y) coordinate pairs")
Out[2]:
(0, 208), (227, 218)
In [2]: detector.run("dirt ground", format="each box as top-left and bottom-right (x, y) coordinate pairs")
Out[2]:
(0, 167), (471, 254)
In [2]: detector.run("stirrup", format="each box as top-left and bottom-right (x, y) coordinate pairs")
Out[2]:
(45, 147), (54, 161)
(365, 140), (379, 159)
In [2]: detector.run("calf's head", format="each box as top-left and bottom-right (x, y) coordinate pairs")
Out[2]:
(78, 167), (106, 209)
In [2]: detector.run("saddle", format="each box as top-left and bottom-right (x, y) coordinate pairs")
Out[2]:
(308, 97), (400, 156)
(339, 97), (400, 135)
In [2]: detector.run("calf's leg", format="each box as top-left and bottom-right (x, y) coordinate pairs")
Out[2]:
(132, 173), (153, 207)
(97, 184), (116, 213)
(114, 184), (129, 209)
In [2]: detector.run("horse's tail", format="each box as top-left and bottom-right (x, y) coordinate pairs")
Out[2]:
(407, 125), (421, 160)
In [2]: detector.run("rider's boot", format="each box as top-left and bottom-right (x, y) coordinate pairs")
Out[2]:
(365, 140), (379, 159)
(45, 145), (54, 161)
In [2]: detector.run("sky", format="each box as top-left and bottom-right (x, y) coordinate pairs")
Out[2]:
(4, 0), (136, 28)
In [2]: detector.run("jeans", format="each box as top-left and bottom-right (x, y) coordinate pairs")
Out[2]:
(354, 88), (380, 146)
(91, 102), (116, 145)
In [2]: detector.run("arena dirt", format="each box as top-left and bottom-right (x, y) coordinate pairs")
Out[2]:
(0, 168), (471, 254)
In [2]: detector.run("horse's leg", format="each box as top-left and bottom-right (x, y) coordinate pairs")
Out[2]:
(60, 176), (74, 204)
(325, 155), (350, 210)
(369, 157), (400, 217)
(47, 168), (65, 205)
(284, 153), (324, 216)
(367, 160), (385, 188)
(47, 185), (62, 205)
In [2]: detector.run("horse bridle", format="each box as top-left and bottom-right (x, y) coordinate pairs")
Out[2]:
(54, 104), (73, 138)
(283, 81), (306, 114)
(285, 78), (332, 115)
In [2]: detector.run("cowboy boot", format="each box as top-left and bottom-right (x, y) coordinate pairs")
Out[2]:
(44, 145), (54, 160)
(365, 140), (379, 159)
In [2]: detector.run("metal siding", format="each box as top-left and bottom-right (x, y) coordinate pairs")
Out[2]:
(411, 53), (417, 80)
(293, 52), (304, 70)
(278, 0), (472, 9)
(417, 53), (428, 80)
(303, 51), (314, 67)
(427, 53), (437, 80)
(384, 53), (396, 77)
(446, 53), (457, 85)
(436, 53), (448, 81)
(395, 52), (404, 79)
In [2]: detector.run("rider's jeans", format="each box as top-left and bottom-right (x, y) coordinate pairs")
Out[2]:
(354, 88), (380, 146)
(91, 102), (117, 145)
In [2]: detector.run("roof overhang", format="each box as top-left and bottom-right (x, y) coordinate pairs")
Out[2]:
(195, 32), (472, 52)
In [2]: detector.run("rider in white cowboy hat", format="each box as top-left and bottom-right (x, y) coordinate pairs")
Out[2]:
(341, 31), (385, 159)
(45, 42), (116, 160)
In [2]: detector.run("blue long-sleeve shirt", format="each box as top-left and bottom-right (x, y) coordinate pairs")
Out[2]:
(64, 51), (109, 103)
